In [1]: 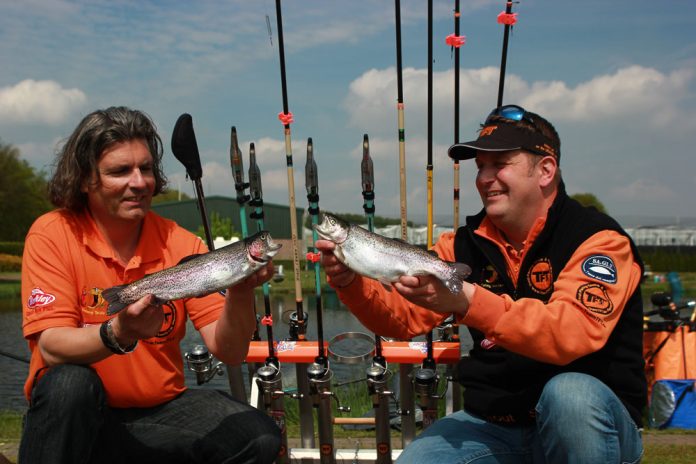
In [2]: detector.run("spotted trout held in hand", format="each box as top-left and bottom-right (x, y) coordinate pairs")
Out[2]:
(102, 231), (281, 315)
(314, 213), (471, 294)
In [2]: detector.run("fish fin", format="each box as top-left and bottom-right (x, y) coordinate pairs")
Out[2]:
(102, 285), (129, 315)
(177, 254), (203, 265)
(427, 249), (439, 257)
(444, 262), (473, 295)
(379, 281), (393, 292)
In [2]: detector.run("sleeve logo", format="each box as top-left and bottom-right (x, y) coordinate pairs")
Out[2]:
(27, 287), (56, 309)
(576, 283), (614, 315)
(581, 255), (617, 284)
(527, 258), (553, 294)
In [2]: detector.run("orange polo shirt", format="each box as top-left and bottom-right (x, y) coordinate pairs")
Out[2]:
(335, 217), (642, 366)
(22, 209), (225, 408)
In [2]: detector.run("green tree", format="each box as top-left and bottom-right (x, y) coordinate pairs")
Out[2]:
(0, 140), (53, 240)
(571, 192), (607, 214)
(196, 211), (239, 241)
(152, 189), (192, 204)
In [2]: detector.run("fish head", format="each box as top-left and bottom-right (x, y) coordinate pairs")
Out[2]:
(312, 213), (349, 244)
(248, 231), (282, 262)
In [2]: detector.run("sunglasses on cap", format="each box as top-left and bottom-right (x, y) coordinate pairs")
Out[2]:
(485, 105), (536, 126)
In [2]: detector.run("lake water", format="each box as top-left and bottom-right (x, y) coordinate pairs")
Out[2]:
(0, 291), (472, 413)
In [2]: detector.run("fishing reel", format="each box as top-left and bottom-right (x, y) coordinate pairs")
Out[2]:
(413, 360), (449, 406)
(256, 360), (302, 403)
(413, 366), (440, 400)
(365, 358), (395, 397)
(307, 359), (351, 414)
(184, 344), (225, 385)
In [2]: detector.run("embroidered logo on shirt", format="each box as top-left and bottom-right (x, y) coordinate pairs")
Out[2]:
(27, 287), (56, 309)
(527, 258), (553, 294)
(156, 302), (177, 338)
(480, 264), (505, 292)
(581, 255), (617, 284)
(576, 283), (614, 315)
(80, 286), (107, 314)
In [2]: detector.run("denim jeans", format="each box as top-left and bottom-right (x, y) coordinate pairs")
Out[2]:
(397, 373), (643, 464)
(19, 364), (281, 464)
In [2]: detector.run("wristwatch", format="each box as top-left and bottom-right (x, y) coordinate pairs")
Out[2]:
(100, 319), (138, 355)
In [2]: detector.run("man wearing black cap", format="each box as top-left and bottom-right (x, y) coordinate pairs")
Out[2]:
(317, 105), (646, 463)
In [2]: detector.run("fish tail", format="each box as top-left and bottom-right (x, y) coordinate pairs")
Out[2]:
(102, 285), (129, 315)
(444, 262), (472, 294)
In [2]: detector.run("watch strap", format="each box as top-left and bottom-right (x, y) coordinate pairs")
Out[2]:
(100, 319), (137, 355)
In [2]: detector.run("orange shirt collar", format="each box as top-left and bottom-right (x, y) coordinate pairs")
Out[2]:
(80, 210), (164, 267)
(474, 216), (547, 283)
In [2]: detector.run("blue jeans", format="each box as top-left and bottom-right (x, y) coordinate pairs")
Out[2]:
(19, 364), (281, 464)
(397, 373), (643, 464)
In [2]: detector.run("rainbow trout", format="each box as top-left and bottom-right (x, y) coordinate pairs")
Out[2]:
(314, 213), (470, 294)
(102, 231), (281, 315)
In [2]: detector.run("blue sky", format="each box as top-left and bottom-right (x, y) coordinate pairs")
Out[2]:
(1, 0), (695, 227)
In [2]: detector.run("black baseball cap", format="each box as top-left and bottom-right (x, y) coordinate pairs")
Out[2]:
(448, 105), (560, 161)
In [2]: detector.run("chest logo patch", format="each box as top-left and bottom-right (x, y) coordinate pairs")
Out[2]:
(581, 255), (617, 284)
(576, 283), (614, 315)
(527, 258), (553, 294)
(27, 288), (56, 309)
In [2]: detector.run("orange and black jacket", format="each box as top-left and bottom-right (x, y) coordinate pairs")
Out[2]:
(454, 184), (647, 426)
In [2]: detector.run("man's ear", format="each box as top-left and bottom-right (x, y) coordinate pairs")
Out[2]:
(538, 156), (558, 188)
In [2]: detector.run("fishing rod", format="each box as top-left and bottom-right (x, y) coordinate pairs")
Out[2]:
(361, 134), (383, 366)
(414, 0), (440, 431)
(361, 133), (394, 464)
(446, 0), (465, 230)
(443, 2), (466, 414)
(426, 0), (434, 251)
(393, 0), (416, 445)
(171, 113), (247, 402)
(230, 127), (261, 343)
(249, 143), (291, 464)
(273, 0), (315, 448)
(229, 127), (265, 398)
(496, 1), (518, 108)
(304, 138), (349, 464)
(304, 138), (327, 368)
(394, 0), (409, 242)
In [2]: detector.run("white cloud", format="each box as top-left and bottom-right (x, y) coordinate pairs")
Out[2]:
(0, 79), (87, 125)
(519, 66), (694, 126)
(345, 65), (696, 136)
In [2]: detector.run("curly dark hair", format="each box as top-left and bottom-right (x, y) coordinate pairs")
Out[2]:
(48, 106), (168, 212)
